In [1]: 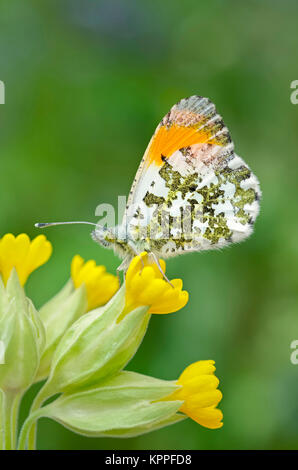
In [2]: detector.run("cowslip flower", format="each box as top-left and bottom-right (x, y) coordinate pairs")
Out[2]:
(71, 254), (119, 311)
(0, 233), (52, 285)
(0, 232), (225, 450)
(124, 252), (189, 315)
(166, 360), (223, 429)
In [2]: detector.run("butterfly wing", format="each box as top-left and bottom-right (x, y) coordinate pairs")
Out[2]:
(123, 95), (261, 258)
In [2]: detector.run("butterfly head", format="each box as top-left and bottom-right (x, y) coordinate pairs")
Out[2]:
(91, 225), (116, 248)
(91, 225), (130, 259)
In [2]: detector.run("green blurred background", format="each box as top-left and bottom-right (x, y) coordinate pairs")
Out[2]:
(1, 0), (298, 450)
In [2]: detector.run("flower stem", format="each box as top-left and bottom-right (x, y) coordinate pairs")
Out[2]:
(10, 393), (21, 449)
(19, 382), (52, 450)
(17, 410), (41, 451)
(0, 390), (4, 450)
(2, 391), (22, 450)
(27, 421), (37, 451)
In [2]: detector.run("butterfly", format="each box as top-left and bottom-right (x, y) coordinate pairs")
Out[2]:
(91, 95), (261, 275)
(37, 96), (261, 278)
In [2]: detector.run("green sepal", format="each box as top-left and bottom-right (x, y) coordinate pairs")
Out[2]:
(36, 281), (87, 382)
(0, 270), (44, 393)
(87, 413), (186, 439)
(40, 285), (150, 397)
(0, 277), (9, 319)
(27, 299), (46, 357)
(32, 371), (184, 437)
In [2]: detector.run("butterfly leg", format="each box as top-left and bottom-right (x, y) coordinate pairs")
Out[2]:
(116, 247), (146, 283)
(149, 252), (174, 288)
(127, 243), (145, 270)
(116, 255), (132, 283)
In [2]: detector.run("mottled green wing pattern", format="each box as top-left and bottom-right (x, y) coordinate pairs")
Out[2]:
(125, 96), (261, 257)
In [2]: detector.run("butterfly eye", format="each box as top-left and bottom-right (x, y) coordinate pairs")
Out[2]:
(91, 226), (115, 249)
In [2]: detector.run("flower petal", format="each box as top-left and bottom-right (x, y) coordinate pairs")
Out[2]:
(187, 406), (223, 429)
(71, 255), (119, 311)
(0, 233), (52, 285)
(164, 360), (223, 430)
(179, 360), (216, 382)
(124, 252), (189, 316)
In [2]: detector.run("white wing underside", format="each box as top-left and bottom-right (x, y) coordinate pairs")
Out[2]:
(121, 96), (261, 258)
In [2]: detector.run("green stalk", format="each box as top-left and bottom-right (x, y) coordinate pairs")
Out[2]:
(10, 393), (21, 449)
(2, 391), (22, 450)
(0, 390), (4, 450)
(19, 382), (53, 450)
(18, 409), (42, 451)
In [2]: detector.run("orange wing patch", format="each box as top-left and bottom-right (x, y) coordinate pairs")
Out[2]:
(146, 124), (218, 166)
(145, 100), (231, 167)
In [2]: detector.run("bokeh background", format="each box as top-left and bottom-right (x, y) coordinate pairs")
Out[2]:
(1, 0), (298, 450)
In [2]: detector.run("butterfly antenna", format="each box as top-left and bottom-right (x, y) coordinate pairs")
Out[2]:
(35, 221), (98, 228)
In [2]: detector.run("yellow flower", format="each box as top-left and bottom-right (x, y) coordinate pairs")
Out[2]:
(167, 360), (223, 429)
(0, 233), (52, 286)
(71, 255), (119, 311)
(124, 252), (189, 315)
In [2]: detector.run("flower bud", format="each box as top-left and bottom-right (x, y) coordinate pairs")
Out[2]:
(0, 270), (45, 393)
(29, 371), (184, 437)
